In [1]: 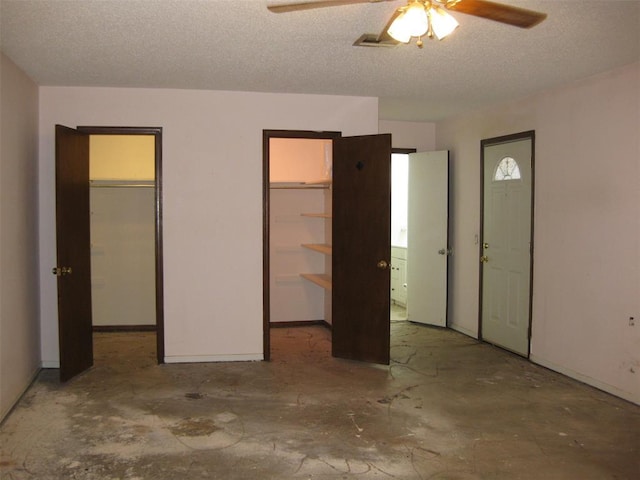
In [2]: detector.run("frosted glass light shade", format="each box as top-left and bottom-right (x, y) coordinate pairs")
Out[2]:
(388, 2), (429, 43)
(430, 6), (459, 40)
(403, 2), (429, 37)
(388, 13), (412, 43)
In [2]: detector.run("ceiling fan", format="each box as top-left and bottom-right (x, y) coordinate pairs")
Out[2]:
(267, 0), (547, 48)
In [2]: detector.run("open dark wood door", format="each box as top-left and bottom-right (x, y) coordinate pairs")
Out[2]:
(332, 134), (392, 364)
(55, 125), (93, 381)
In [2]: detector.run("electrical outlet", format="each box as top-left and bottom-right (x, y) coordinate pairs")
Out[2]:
(630, 317), (635, 327)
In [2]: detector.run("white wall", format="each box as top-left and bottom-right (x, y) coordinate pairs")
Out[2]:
(0, 53), (41, 420)
(379, 120), (436, 151)
(39, 87), (378, 364)
(436, 62), (640, 404)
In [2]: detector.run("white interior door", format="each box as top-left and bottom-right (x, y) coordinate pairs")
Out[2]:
(481, 136), (533, 356)
(406, 151), (449, 327)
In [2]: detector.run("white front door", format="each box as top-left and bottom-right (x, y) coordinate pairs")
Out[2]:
(481, 133), (533, 356)
(407, 151), (449, 327)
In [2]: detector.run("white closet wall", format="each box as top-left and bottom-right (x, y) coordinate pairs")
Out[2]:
(91, 185), (156, 326)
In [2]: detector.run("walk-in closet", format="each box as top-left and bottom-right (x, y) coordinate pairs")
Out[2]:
(269, 137), (334, 327)
(89, 135), (156, 337)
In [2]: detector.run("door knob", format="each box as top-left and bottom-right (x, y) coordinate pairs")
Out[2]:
(480, 255), (488, 263)
(52, 266), (73, 276)
(483, 243), (490, 249)
(377, 260), (390, 270)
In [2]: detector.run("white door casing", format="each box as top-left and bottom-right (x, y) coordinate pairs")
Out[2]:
(407, 151), (449, 327)
(481, 134), (533, 356)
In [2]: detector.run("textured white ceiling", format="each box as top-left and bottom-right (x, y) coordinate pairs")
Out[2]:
(1, 0), (638, 121)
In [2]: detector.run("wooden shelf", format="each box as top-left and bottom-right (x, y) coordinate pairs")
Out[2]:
(301, 213), (332, 219)
(301, 243), (332, 255)
(300, 273), (332, 290)
(304, 179), (332, 186)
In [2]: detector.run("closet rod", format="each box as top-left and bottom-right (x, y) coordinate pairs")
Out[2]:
(90, 180), (155, 188)
(270, 185), (328, 190)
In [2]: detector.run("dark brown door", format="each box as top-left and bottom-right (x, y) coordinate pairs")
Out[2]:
(332, 134), (392, 364)
(55, 125), (93, 381)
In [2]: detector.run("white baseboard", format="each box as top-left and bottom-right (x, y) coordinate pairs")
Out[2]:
(164, 353), (263, 364)
(530, 354), (639, 405)
(1, 366), (41, 423)
(41, 355), (263, 366)
(449, 323), (478, 339)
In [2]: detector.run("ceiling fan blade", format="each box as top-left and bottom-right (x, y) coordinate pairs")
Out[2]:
(446, 0), (547, 28)
(268, 0), (394, 14)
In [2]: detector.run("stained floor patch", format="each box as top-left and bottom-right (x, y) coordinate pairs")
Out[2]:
(169, 417), (219, 436)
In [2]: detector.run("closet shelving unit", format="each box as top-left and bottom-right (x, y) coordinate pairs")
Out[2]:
(299, 179), (332, 291)
(301, 243), (332, 255)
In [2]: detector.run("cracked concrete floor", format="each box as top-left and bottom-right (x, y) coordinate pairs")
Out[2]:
(1, 322), (638, 479)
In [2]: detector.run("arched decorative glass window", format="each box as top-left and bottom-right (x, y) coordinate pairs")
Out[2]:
(494, 156), (521, 181)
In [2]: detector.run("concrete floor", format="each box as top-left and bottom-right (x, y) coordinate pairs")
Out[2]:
(1, 322), (638, 479)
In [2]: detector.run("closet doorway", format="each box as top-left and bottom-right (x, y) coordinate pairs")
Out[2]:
(263, 130), (341, 361)
(263, 130), (393, 364)
(55, 126), (164, 381)
(83, 128), (164, 363)
(89, 134), (156, 325)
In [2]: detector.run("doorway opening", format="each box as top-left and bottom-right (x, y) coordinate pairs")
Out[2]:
(390, 149), (416, 322)
(263, 130), (341, 361)
(79, 126), (165, 365)
(391, 149), (451, 329)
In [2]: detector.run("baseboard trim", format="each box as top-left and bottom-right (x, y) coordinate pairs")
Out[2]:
(449, 323), (478, 339)
(164, 354), (263, 364)
(0, 366), (41, 425)
(530, 354), (639, 405)
(41, 361), (60, 369)
(93, 325), (157, 333)
(270, 320), (331, 329)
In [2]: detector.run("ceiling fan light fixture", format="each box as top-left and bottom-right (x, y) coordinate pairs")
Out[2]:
(387, 1), (429, 43)
(269, 0), (548, 49)
(430, 5), (459, 40)
(387, 1), (459, 47)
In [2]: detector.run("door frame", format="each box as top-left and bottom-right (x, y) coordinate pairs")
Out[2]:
(478, 130), (535, 357)
(78, 126), (165, 364)
(262, 130), (342, 361)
